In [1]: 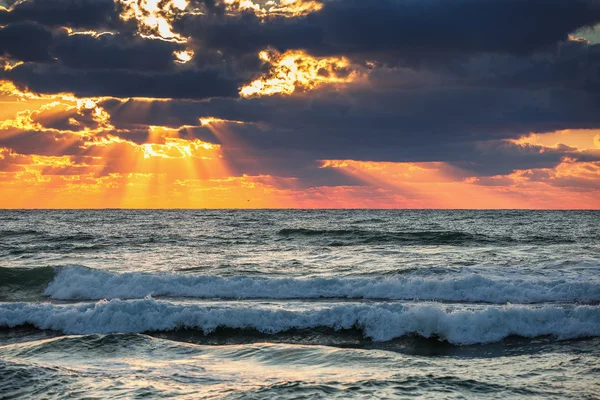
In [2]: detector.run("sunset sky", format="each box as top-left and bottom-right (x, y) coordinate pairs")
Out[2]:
(0, 0), (599, 208)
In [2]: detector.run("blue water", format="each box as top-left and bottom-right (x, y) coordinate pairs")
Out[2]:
(1, 210), (599, 398)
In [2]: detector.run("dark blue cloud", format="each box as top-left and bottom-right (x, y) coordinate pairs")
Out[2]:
(0, 0), (118, 29)
(0, 22), (53, 62)
(98, 80), (600, 176)
(3, 63), (240, 99)
(176, 0), (600, 65)
(309, 0), (600, 56)
(53, 33), (184, 72)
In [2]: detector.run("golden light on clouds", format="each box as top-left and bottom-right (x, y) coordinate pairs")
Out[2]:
(1, 80), (109, 111)
(115, 0), (322, 44)
(0, 96), (112, 137)
(240, 50), (358, 98)
(199, 117), (247, 126)
(174, 50), (194, 63)
(2, 60), (24, 71)
(141, 138), (218, 159)
(266, 0), (323, 16)
(118, 0), (188, 42)
(223, 0), (323, 17)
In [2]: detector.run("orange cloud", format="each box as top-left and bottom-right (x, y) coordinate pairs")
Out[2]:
(512, 129), (600, 151)
(320, 158), (600, 209)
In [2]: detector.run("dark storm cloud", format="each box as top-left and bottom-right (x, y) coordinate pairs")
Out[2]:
(0, 18), (236, 99)
(98, 71), (600, 177)
(0, 0), (118, 29)
(2, 0), (599, 99)
(309, 0), (600, 56)
(2, 63), (239, 99)
(0, 22), (184, 71)
(102, 83), (600, 148)
(469, 40), (600, 93)
(176, 0), (600, 65)
(53, 33), (184, 72)
(1, 0), (600, 182)
(175, 12), (321, 57)
(0, 22), (53, 62)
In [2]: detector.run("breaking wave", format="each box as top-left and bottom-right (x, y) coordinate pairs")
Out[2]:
(1, 299), (598, 345)
(43, 266), (600, 304)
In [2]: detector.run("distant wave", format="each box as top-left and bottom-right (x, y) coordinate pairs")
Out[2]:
(42, 266), (600, 304)
(277, 228), (487, 245)
(1, 299), (598, 345)
(276, 228), (575, 246)
(0, 229), (41, 238)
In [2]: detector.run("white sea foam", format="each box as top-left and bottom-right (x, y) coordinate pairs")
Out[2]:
(1, 299), (598, 345)
(44, 266), (600, 304)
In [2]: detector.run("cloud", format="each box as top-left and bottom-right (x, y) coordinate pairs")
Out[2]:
(98, 83), (600, 171)
(176, 0), (600, 65)
(309, 0), (600, 56)
(3, 63), (239, 99)
(53, 33), (185, 72)
(0, 0), (599, 207)
(0, 0), (118, 29)
(0, 22), (54, 62)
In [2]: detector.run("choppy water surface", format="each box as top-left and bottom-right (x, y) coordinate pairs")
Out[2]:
(1, 210), (599, 399)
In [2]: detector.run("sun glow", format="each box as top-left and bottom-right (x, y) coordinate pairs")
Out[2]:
(118, 0), (189, 42)
(240, 50), (357, 98)
(512, 130), (600, 151)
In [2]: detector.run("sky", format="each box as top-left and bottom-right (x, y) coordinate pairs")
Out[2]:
(0, 0), (599, 209)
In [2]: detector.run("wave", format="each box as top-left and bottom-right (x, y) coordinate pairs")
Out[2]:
(43, 266), (600, 304)
(45, 233), (96, 242)
(1, 299), (598, 345)
(0, 267), (56, 301)
(276, 228), (579, 246)
(0, 229), (41, 238)
(277, 228), (486, 245)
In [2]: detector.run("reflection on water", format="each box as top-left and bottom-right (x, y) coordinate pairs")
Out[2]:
(1, 334), (599, 399)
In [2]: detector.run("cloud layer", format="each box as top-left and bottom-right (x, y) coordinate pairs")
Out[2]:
(0, 0), (599, 208)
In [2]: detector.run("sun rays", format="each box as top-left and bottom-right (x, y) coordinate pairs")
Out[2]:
(0, 85), (288, 208)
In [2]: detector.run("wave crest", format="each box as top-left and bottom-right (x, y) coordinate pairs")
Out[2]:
(44, 266), (600, 304)
(1, 299), (598, 345)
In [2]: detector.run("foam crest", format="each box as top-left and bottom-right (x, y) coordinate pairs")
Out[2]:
(44, 266), (600, 304)
(1, 299), (598, 345)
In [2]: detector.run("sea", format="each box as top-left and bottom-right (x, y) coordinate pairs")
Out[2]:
(0, 210), (599, 399)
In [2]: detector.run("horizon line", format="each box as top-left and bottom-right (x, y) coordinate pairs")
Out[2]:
(0, 208), (598, 211)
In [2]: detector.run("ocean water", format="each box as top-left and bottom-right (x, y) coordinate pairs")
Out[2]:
(0, 210), (599, 399)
